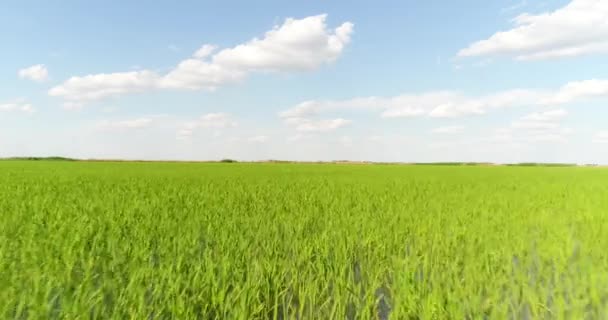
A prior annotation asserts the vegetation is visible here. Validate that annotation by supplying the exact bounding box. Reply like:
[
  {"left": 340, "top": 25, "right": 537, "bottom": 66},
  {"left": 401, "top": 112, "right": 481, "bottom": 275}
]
[
  {"left": 219, "top": 159, "right": 238, "bottom": 163},
  {"left": 505, "top": 162, "right": 578, "bottom": 167},
  {"left": 1, "top": 161, "right": 608, "bottom": 319},
  {"left": 0, "top": 156, "right": 76, "bottom": 161},
  {"left": 411, "top": 162, "right": 493, "bottom": 166}
]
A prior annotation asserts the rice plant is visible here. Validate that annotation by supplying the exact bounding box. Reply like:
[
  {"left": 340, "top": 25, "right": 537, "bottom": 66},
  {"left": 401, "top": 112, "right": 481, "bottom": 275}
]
[{"left": 1, "top": 161, "right": 608, "bottom": 319}]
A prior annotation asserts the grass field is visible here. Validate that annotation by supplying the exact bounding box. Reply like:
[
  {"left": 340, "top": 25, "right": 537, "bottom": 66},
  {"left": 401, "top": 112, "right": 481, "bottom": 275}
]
[{"left": 1, "top": 161, "right": 608, "bottom": 319}]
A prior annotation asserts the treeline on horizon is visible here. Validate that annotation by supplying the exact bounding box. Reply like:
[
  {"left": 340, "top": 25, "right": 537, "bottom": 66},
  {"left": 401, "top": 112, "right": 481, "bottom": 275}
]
[{"left": 0, "top": 156, "right": 596, "bottom": 167}]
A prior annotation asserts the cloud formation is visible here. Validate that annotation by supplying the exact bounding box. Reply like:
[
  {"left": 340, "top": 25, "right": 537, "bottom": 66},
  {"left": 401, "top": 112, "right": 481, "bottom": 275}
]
[
  {"left": 459, "top": 0, "right": 608, "bottom": 60},
  {"left": 280, "top": 79, "right": 608, "bottom": 125},
  {"left": 280, "top": 89, "right": 547, "bottom": 122},
  {"left": 49, "top": 71, "right": 160, "bottom": 108},
  {"left": 540, "top": 79, "right": 608, "bottom": 105},
  {"left": 18, "top": 64, "right": 48, "bottom": 82},
  {"left": 282, "top": 117, "right": 352, "bottom": 132},
  {"left": 49, "top": 14, "right": 354, "bottom": 108},
  {"left": 0, "top": 100, "right": 35, "bottom": 114}
]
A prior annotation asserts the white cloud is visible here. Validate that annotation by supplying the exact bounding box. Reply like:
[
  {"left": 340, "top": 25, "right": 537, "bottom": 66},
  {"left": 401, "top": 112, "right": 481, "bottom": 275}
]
[
  {"left": 280, "top": 96, "right": 387, "bottom": 119},
  {"left": 283, "top": 117, "right": 352, "bottom": 132},
  {"left": 426, "top": 90, "right": 544, "bottom": 118},
  {"left": 193, "top": 44, "right": 218, "bottom": 59},
  {"left": 540, "top": 79, "right": 608, "bottom": 105},
  {"left": 160, "top": 59, "right": 245, "bottom": 90},
  {"left": 212, "top": 14, "right": 353, "bottom": 72},
  {"left": 18, "top": 64, "right": 48, "bottom": 82},
  {"left": 431, "top": 125, "right": 465, "bottom": 134},
  {"left": 281, "top": 78, "right": 608, "bottom": 124},
  {"left": 593, "top": 131, "right": 608, "bottom": 143},
  {"left": 281, "top": 89, "right": 546, "bottom": 121},
  {"left": 49, "top": 71, "right": 161, "bottom": 108},
  {"left": 0, "top": 100, "right": 35, "bottom": 114},
  {"left": 459, "top": 0, "right": 608, "bottom": 60},
  {"left": 49, "top": 14, "right": 354, "bottom": 107}
]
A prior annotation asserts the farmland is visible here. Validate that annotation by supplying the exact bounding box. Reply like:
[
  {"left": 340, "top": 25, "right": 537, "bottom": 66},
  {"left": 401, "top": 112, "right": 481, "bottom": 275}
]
[{"left": 1, "top": 160, "right": 608, "bottom": 319}]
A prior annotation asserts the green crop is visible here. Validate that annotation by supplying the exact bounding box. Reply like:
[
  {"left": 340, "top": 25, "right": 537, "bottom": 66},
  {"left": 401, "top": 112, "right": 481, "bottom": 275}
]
[{"left": 1, "top": 160, "right": 608, "bottom": 319}]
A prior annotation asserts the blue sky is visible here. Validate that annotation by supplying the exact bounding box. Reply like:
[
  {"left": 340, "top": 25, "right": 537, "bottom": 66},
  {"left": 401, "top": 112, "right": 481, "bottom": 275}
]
[{"left": 2, "top": 0, "right": 608, "bottom": 163}]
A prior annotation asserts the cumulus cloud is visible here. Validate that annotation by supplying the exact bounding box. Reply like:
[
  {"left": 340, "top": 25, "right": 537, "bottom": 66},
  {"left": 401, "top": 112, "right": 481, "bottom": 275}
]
[
  {"left": 18, "top": 64, "right": 49, "bottom": 82},
  {"left": 212, "top": 14, "right": 353, "bottom": 72},
  {"left": 458, "top": 0, "right": 608, "bottom": 60},
  {"left": 160, "top": 59, "right": 245, "bottom": 91},
  {"left": 0, "top": 100, "right": 35, "bottom": 114},
  {"left": 431, "top": 125, "right": 465, "bottom": 134},
  {"left": 49, "top": 14, "right": 354, "bottom": 107}
]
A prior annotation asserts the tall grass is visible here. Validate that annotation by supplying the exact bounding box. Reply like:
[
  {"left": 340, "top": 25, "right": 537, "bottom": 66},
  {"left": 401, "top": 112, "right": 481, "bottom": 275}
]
[{"left": 1, "top": 161, "right": 608, "bottom": 319}]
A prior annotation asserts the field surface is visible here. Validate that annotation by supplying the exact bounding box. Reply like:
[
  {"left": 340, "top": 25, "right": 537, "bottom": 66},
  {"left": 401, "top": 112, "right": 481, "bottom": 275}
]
[{"left": 1, "top": 161, "right": 608, "bottom": 319}]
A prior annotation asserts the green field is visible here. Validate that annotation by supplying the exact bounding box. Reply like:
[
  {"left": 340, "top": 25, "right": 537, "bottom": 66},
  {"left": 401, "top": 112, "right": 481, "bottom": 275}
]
[{"left": 2, "top": 161, "right": 608, "bottom": 319}]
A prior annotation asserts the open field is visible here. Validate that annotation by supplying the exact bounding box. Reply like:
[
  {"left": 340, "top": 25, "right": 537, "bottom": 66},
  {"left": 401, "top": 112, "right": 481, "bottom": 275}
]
[{"left": 2, "top": 161, "right": 608, "bottom": 319}]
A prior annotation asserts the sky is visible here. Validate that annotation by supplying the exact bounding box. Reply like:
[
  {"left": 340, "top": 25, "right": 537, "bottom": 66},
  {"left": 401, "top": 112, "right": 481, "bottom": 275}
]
[{"left": 2, "top": 0, "right": 608, "bottom": 163}]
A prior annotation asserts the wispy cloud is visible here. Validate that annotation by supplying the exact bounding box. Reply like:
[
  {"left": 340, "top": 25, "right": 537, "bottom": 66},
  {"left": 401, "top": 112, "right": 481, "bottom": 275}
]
[{"left": 501, "top": 0, "right": 528, "bottom": 13}]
